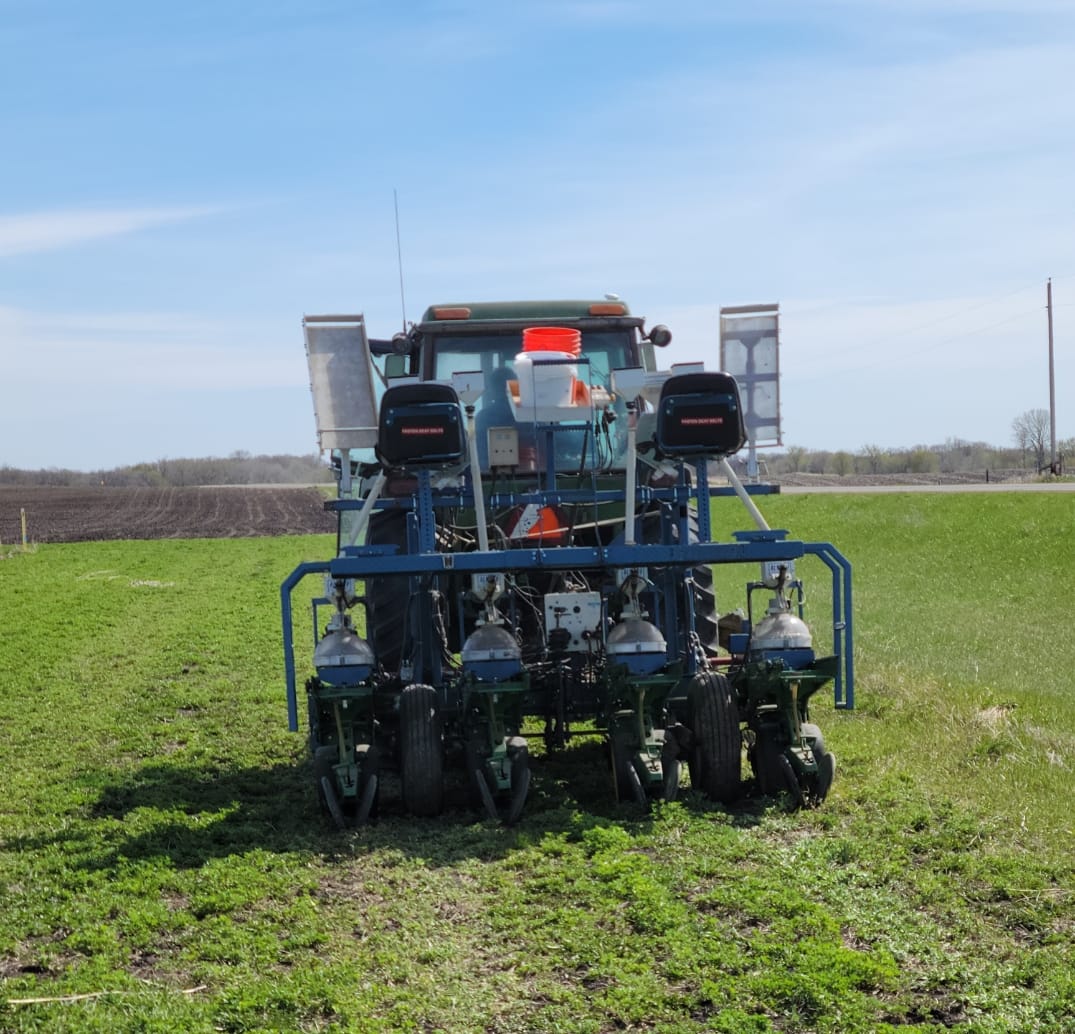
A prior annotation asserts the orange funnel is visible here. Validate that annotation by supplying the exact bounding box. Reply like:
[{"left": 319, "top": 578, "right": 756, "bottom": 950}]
[{"left": 522, "top": 326, "right": 581, "bottom": 357}]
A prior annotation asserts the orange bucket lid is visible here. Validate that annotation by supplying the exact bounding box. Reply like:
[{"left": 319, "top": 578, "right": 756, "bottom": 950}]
[{"left": 522, "top": 326, "right": 581, "bottom": 357}]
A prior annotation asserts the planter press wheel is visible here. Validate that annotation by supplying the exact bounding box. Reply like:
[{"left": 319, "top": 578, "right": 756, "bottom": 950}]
[
  {"left": 466, "top": 739, "right": 500, "bottom": 823},
  {"left": 399, "top": 684, "right": 444, "bottom": 817},
  {"left": 686, "top": 671, "right": 742, "bottom": 804},
  {"left": 801, "top": 722, "right": 836, "bottom": 804},
  {"left": 314, "top": 745, "right": 379, "bottom": 829},
  {"left": 660, "top": 720, "right": 691, "bottom": 803},
  {"left": 776, "top": 751, "right": 805, "bottom": 810},
  {"left": 815, "top": 752, "right": 836, "bottom": 803},
  {"left": 749, "top": 734, "right": 780, "bottom": 796},
  {"left": 505, "top": 749, "right": 531, "bottom": 826},
  {"left": 352, "top": 744, "right": 380, "bottom": 825},
  {"left": 751, "top": 734, "right": 807, "bottom": 810},
  {"left": 314, "top": 746, "right": 347, "bottom": 830},
  {"left": 609, "top": 738, "right": 648, "bottom": 809},
  {"left": 661, "top": 740, "right": 682, "bottom": 803},
  {"left": 468, "top": 742, "right": 531, "bottom": 825}
]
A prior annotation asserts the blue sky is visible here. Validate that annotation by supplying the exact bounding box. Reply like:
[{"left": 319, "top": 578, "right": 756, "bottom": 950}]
[{"left": 1, "top": 0, "right": 1072, "bottom": 470}]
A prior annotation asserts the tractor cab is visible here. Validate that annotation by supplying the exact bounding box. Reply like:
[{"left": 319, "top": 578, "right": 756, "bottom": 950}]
[{"left": 372, "top": 300, "right": 670, "bottom": 473}]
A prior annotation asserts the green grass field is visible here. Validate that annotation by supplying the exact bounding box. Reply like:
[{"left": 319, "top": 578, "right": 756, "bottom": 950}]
[{"left": 0, "top": 494, "right": 1072, "bottom": 1033}]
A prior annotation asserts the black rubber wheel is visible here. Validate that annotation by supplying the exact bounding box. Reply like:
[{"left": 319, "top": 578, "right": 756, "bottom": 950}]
[
  {"left": 776, "top": 752, "right": 806, "bottom": 810},
  {"left": 320, "top": 776, "right": 346, "bottom": 829},
  {"left": 464, "top": 739, "right": 496, "bottom": 820},
  {"left": 399, "top": 683, "right": 444, "bottom": 817},
  {"left": 505, "top": 749, "right": 531, "bottom": 826},
  {"left": 750, "top": 733, "right": 782, "bottom": 796},
  {"left": 316, "top": 744, "right": 380, "bottom": 827},
  {"left": 609, "top": 737, "right": 649, "bottom": 809},
  {"left": 353, "top": 772, "right": 378, "bottom": 824},
  {"left": 800, "top": 722, "right": 823, "bottom": 750},
  {"left": 802, "top": 722, "right": 836, "bottom": 803},
  {"left": 688, "top": 560, "right": 720, "bottom": 656},
  {"left": 625, "top": 758, "right": 647, "bottom": 808},
  {"left": 353, "top": 744, "right": 380, "bottom": 825},
  {"left": 684, "top": 508, "right": 719, "bottom": 655},
  {"left": 608, "top": 739, "right": 625, "bottom": 802},
  {"left": 474, "top": 768, "right": 498, "bottom": 822},
  {"left": 661, "top": 756, "right": 682, "bottom": 803},
  {"left": 751, "top": 733, "right": 807, "bottom": 809},
  {"left": 814, "top": 751, "right": 836, "bottom": 803},
  {"left": 365, "top": 509, "right": 409, "bottom": 672},
  {"left": 687, "top": 671, "right": 742, "bottom": 804},
  {"left": 313, "top": 746, "right": 344, "bottom": 825}
]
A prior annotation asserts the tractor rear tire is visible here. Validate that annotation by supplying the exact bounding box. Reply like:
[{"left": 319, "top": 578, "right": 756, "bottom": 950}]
[
  {"left": 399, "top": 683, "right": 444, "bottom": 817},
  {"left": 640, "top": 508, "right": 720, "bottom": 656},
  {"left": 683, "top": 509, "right": 719, "bottom": 655},
  {"left": 691, "top": 561, "right": 720, "bottom": 655},
  {"left": 365, "top": 509, "right": 409, "bottom": 673},
  {"left": 687, "top": 671, "right": 742, "bottom": 804}
]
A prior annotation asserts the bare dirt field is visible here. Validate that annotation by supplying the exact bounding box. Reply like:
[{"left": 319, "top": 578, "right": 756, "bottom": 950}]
[
  {"left": 0, "top": 485, "right": 335, "bottom": 544},
  {"left": 4, "top": 475, "right": 1069, "bottom": 545}
]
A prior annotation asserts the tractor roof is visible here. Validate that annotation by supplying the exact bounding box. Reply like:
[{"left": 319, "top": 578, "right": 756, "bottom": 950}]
[{"left": 418, "top": 300, "right": 636, "bottom": 326}]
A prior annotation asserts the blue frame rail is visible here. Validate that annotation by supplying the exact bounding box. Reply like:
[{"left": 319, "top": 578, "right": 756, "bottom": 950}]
[
  {"left": 281, "top": 560, "right": 330, "bottom": 732},
  {"left": 281, "top": 531, "right": 855, "bottom": 730}
]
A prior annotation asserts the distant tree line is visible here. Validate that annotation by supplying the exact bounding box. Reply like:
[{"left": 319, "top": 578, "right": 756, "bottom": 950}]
[
  {"left": 742, "top": 433, "right": 1072, "bottom": 479},
  {"left": 0, "top": 451, "right": 333, "bottom": 487},
  {"left": 3, "top": 413, "right": 1070, "bottom": 488}
]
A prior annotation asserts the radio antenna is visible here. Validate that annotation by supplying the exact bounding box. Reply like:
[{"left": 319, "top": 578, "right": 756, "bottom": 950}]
[{"left": 394, "top": 189, "right": 407, "bottom": 332}]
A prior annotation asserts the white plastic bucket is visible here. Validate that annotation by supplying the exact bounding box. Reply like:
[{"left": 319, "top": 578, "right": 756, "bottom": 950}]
[{"left": 513, "top": 350, "right": 577, "bottom": 410}]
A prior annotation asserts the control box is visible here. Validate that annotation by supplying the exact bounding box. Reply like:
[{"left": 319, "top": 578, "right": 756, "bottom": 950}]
[{"left": 543, "top": 591, "right": 603, "bottom": 652}]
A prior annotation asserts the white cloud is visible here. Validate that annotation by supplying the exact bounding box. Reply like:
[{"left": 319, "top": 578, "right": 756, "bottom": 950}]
[{"left": 0, "top": 205, "right": 220, "bottom": 258}]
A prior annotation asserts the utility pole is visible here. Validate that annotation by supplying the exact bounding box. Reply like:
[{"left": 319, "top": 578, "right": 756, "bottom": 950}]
[{"left": 1047, "top": 278, "right": 1057, "bottom": 473}]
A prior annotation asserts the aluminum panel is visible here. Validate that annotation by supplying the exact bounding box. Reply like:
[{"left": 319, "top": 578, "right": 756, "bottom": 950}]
[
  {"left": 720, "top": 309, "right": 781, "bottom": 447},
  {"left": 303, "top": 317, "right": 380, "bottom": 451}
]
